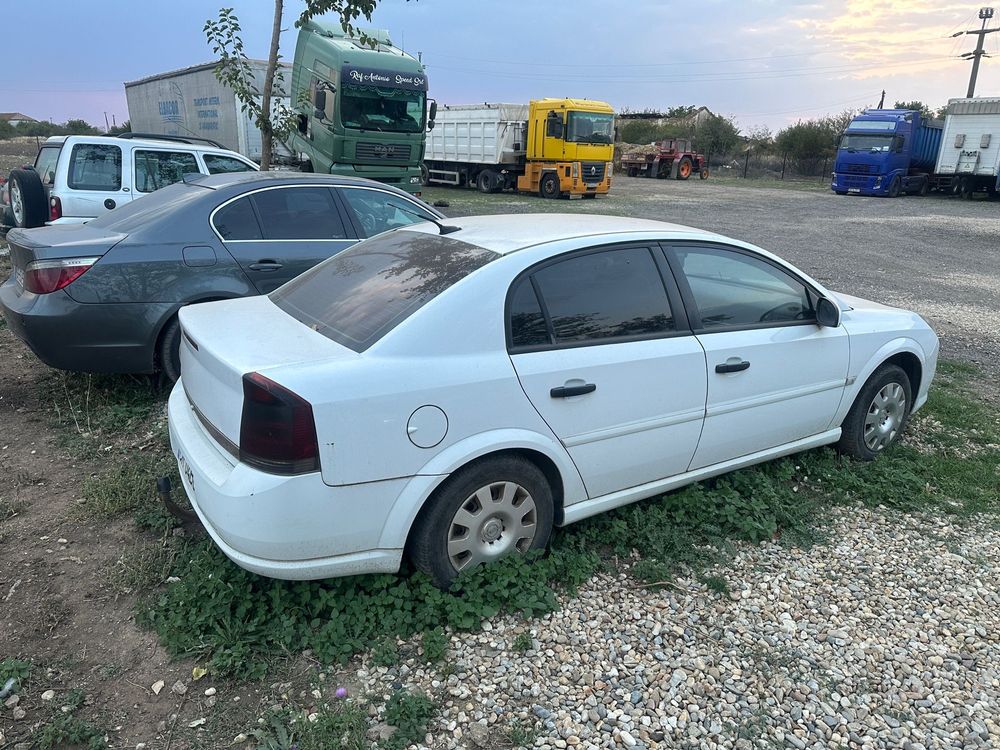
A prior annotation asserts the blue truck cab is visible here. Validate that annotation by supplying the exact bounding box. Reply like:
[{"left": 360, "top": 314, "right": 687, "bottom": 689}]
[{"left": 831, "top": 109, "right": 943, "bottom": 197}]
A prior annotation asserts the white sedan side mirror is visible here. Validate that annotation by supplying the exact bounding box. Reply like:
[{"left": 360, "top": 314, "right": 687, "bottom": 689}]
[{"left": 816, "top": 296, "right": 842, "bottom": 327}]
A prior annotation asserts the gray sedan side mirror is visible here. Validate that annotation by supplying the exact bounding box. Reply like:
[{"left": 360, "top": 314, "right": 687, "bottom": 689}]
[{"left": 816, "top": 296, "right": 841, "bottom": 327}]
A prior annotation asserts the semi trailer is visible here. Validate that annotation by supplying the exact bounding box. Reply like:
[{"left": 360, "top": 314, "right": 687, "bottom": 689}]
[
  {"left": 831, "top": 109, "right": 943, "bottom": 197},
  {"left": 125, "top": 60, "right": 295, "bottom": 163},
  {"left": 934, "top": 97, "right": 1000, "bottom": 198},
  {"left": 832, "top": 98, "right": 1000, "bottom": 198},
  {"left": 422, "top": 99, "right": 615, "bottom": 198}
]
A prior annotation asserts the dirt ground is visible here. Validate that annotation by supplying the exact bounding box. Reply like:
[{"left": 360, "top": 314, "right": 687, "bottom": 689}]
[
  {"left": 0, "top": 137, "right": 40, "bottom": 177},
  {"left": 1, "top": 176, "right": 998, "bottom": 748}
]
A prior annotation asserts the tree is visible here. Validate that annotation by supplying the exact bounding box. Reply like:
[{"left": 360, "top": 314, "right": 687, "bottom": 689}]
[
  {"left": 776, "top": 120, "right": 838, "bottom": 174},
  {"left": 63, "top": 119, "right": 100, "bottom": 135},
  {"left": 107, "top": 120, "right": 132, "bottom": 136},
  {"left": 694, "top": 114, "right": 740, "bottom": 160},
  {"left": 620, "top": 119, "right": 684, "bottom": 145},
  {"left": 205, "top": 1, "right": 386, "bottom": 170},
  {"left": 894, "top": 100, "right": 934, "bottom": 119},
  {"left": 745, "top": 124, "right": 774, "bottom": 153}
]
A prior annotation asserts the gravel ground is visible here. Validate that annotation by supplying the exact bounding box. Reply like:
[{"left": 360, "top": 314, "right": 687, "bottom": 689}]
[
  {"left": 358, "top": 508, "right": 999, "bottom": 750},
  {"left": 423, "top": 177, "right": 1000, "bottom": 378}
]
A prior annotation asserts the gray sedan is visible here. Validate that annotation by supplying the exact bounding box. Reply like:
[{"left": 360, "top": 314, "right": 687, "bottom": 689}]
[{"left": 0, "top": 172, "right": 444, "bottom": 380}]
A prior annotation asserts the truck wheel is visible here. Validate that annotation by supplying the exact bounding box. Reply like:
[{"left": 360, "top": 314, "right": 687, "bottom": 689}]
[
  {"left": 959, "top": 177, "right": 974, "bottom": 200},
  {"left": 919, "top": 178, "right": 930, "bottom": 196},
  {"left": 478, "top": 169, "right": 498, "bottom": 194},
  {"left": 420, "top": 163, "right": 430, "bottom": 187},
  {"left": 676, "top": 157, "right": 693, "bottom": 180},
  {"left": 699, "top": 167, "right": 709, "bottom": 179},
  {"left": 8, "top": 168, "right": 46, "bottom": 228},
  {"left": 887, "top": 176, "right": 901, "bottom": 198},
  {"left": 299, "top": 159, "right": 314, "bottom": 173},
  {"left": 539, "top": 172, "right": 560, "bottom": 199}
]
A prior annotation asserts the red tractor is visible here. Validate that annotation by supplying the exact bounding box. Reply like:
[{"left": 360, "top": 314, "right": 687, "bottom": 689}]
[{"left": 621, "top": 139, "right": 709, "bottom": 180}]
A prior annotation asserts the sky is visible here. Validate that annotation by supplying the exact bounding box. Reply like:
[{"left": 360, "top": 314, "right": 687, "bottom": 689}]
[{"left": 2, "top": 0, "right": 995, "bottom": 134}]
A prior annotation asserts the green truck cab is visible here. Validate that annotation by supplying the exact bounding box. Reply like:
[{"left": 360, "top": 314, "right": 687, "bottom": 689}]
[{"left": 286, "top": 19, "right": 435, "bottom": 194}]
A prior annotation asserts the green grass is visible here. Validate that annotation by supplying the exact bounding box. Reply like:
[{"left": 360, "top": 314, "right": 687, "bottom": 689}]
[{"left": 136, "top": 360, "right": 997, "bottom": 679}]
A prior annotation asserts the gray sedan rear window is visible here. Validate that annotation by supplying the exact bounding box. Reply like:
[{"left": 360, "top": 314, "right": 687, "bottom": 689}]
[{"left": 271, "top": 230, "right": 496, "bottom": 351}]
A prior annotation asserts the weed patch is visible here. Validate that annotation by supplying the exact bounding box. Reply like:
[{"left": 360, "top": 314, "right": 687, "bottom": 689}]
[
  {"left": 131, "top": 361, "right": 997, "bottom": 678},
  {"left": 0, "top": 657, "right": 32, "bottom": 689},
  {"left": 382, "top": 689, "right": 436, "bottom": 750},
  {"left": 32, "top": 688, "right": 107, "bottom": 750},
  {"left": 420, "top": 627, "right": 448, "bottom": 663}
]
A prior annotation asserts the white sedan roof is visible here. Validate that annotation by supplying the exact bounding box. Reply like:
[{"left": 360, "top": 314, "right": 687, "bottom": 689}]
[{"left": 404, "top": 213, "right": 724, "bottom": 255}]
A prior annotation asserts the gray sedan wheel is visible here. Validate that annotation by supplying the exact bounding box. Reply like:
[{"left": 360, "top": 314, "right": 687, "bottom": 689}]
[{"left": 408, "top": 455, "right": 554, "bottom": 588}]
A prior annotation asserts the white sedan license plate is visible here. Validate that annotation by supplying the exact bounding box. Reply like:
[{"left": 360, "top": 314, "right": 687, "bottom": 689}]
[{"left": 177, "top": 451, "right": 195, "bottom": 497}]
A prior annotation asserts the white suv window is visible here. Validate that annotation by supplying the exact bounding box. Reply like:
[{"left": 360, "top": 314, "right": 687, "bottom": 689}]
[
  {"left": 67, "top": 144, "right": 122, "bottom": 191},
  {"left": 203, "top": 154, "right": 255, "bottom": 174},
  {"left": 135, "top": 150, "right": 200, "bottom": 193},
  {"left": 34, "top": 146, "right": 60, "bottom": 185}
]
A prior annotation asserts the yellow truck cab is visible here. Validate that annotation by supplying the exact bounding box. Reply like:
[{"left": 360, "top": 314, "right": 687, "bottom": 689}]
[{"left": 518, "top": 98, "right": 615, "bottom": 198}]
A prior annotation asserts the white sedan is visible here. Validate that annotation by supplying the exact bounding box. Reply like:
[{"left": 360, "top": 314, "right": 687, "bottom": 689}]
[{"left": 167, "top": 214, "right": 938, "bottom": 586}]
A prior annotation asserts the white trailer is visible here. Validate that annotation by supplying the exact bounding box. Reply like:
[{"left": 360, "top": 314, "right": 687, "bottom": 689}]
[
  {"left": 423, "top": 103, "right": 529, "bottom": 192},
  {"left": 935, "top": 97, "right": 1000, "bottom": 197},
  {"left": 125, "top": 61, "right": 293, "bottom": 163}
]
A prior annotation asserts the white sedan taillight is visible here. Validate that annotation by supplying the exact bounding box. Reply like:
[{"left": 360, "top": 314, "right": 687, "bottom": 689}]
[{"left": 239, "top": 372, "right": 319, "bottom": 474}]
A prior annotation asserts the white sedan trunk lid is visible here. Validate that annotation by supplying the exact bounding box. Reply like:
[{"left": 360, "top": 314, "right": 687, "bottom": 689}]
[{"left": 178, "top": 296, "right": 359, "bottom": 448}]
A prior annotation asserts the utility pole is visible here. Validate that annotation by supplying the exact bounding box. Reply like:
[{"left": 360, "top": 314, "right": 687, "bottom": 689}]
[{"left": 955, "top": 8, "right": 999, "bottom": 98}]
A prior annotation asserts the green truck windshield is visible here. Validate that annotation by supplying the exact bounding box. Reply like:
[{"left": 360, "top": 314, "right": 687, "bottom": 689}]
[
  {"left": 342, "top": 85, "right": 425, "bottom": 133},
  {"left": 566, "top": 112, "right": 614, "bottom": 144}
]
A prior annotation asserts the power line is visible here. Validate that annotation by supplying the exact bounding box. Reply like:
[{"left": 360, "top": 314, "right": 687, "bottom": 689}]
[
  {"left": 428, "top": 55, "right": 961, "bottom": 85},
  {"left": 428, "top": 33, "right": 959, "bottom": 70},
  {"left": 729, "top": 91, "right": 885, "bottom": 118},
  {"left": 954, "top": 7, "right": 1000, "bottom": 96}
]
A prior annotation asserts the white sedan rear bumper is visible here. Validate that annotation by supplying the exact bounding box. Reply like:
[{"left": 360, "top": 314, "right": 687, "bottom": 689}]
[{"left": 166, "top": 381, "right": 404, "bottom": 579}]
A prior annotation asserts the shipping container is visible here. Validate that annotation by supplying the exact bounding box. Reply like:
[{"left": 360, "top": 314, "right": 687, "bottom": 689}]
[{"left": 125, "top": 61, "right": 292, "bottom": 162}]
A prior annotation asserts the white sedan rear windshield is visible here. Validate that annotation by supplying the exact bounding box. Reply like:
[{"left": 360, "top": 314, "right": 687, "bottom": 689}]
[{"left": 271, "top": 230, "right": 496, "bottom": 351}]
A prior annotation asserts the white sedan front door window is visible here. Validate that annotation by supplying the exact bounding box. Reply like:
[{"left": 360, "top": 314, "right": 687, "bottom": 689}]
[{"left": 670, "top": 244, "right": 849, "bottom": 469}]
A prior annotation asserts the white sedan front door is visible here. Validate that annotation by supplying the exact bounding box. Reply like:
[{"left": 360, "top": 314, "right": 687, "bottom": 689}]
[
  {"left": 507, "top": 245, "right": 707, "bottom": 499},
  {"left": 666, "top": 244, "right": 849, "bottom": 469}
]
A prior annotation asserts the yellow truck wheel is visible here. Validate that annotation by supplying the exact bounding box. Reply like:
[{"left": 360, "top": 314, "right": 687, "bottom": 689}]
[{"left": 539, "top": 172, "right": 560, "bottom": 199}]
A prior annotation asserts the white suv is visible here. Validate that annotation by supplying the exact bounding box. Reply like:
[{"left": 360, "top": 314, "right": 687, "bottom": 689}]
[{"left": 2, "top": 133, "right": 258, "bottom": 228}]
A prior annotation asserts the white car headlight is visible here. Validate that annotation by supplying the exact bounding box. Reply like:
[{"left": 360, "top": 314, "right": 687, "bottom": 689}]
[{"left": 409, "top": 176, "right": 421, "bottom": 184}]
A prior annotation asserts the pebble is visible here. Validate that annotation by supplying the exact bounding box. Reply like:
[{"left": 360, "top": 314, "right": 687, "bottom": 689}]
[{"left": 347, "top": 509, "right": 1000, "bottom": 750}]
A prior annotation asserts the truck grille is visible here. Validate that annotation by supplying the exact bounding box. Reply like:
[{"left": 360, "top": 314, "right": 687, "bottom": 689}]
[
  {"left": 845, "top": 163, "right": 874, "bottom": 174},
  {"left": 842, "top": 174, "right": 870, "bottom": 187},
  {"left": 581, "top": 162, "right": 606, "bottom": 184},
  {"left": 356, "top": 142, "right": 412, "bottom": 162}
]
